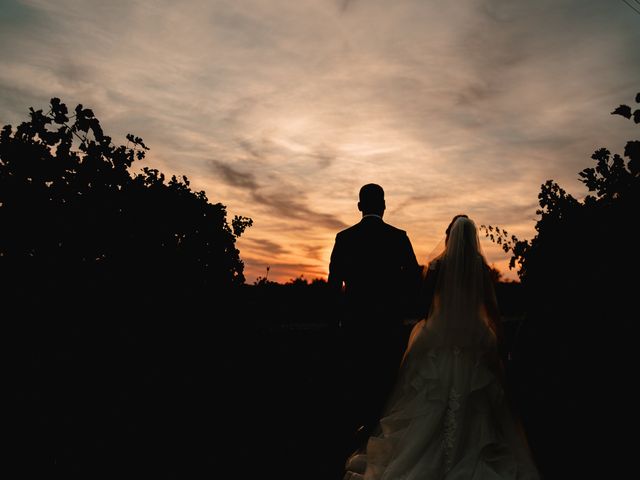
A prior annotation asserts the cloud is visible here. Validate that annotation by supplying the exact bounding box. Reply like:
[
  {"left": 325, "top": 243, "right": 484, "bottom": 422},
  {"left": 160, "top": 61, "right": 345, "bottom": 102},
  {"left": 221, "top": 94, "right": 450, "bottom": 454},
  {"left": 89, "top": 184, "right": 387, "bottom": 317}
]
[
  {"left": 339, "top": 0, "right": 356, "bottom": 14},
  {"left": 210, "top": 160, "right": 260, "bottom": 190},
  {"left": 210, "top": 160, "right": 348, "bottom": 231},
  {"left": 243, "top": 237, "right": 291, "bottom": 256},
  {"left": 236, "top": 138, "right": 264, "bottom": 160},
  {"left": 302, "top": 244, "right": 325, "bottom": 261},
  {"left": 1, "top": 0, "right": 639, "bottom": 283}
]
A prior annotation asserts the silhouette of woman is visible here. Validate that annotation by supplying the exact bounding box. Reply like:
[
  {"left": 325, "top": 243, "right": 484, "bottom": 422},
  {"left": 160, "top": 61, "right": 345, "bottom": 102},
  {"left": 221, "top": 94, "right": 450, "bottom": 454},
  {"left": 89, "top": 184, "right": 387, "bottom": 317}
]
[{"left": 343, "top": 215, "right": 540, "bottom": 480}]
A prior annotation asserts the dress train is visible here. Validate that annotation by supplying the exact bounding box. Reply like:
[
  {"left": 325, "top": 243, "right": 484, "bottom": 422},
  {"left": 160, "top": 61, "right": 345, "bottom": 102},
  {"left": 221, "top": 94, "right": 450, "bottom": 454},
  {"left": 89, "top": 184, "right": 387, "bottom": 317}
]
[{"left": 344, "top": 321, "right": 539, "bottom": 480}]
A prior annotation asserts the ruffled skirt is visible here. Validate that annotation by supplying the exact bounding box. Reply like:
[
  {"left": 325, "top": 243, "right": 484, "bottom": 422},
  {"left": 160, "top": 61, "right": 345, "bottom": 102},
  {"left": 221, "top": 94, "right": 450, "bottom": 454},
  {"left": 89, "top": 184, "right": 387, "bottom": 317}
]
[{"left": 344, "top": 322, "right": 540, "bottom": 480}]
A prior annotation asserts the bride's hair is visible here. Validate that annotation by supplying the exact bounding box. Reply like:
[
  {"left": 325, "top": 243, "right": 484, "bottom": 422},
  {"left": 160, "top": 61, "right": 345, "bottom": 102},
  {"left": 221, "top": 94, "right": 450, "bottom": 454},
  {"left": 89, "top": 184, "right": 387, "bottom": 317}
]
[
  {"left": 445, "top": 214, "right": 469, "bottom": 244},
  {"left": 425, "top": 216, "right": 498, "bottom": 349},
  {"left": 444, "top": 215, "right": 484, "bottom": 264}
]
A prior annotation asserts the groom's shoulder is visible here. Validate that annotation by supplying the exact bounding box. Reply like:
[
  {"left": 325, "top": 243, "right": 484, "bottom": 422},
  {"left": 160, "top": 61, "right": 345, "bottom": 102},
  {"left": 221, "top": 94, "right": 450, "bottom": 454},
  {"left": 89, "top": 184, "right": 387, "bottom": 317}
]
[
  {"left": 381, "top": 221, "right": 409, "bottom": 238},
  {"left": 384, "top": 221, "right": 406, "bottom": 234},
  {"left": 335, "top": 222, "right": 361, "bottom": 239},
  {"left": 335, "top": 219, "right": 408, "bottom": 239}
]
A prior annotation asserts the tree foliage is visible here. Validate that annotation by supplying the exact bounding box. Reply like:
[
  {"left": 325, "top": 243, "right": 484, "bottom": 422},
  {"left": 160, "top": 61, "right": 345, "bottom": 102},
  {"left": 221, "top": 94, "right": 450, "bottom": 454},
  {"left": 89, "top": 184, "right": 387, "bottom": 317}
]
[
  {"left": 479, "top": 92, "right": 639, "bottom": 476},
  {"left": 481, "top": 92, "right": 640, "bottom": 315},
  {"left": 0, "top": 98, "right": 252, "bottom": 315}
]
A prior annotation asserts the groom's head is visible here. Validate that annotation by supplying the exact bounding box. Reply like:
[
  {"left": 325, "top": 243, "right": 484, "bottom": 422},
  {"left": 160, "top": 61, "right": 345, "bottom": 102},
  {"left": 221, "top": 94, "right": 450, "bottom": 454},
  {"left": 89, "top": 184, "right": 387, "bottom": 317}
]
[{"left": 358, "top": 183, "right": 385, "bottom": 217}]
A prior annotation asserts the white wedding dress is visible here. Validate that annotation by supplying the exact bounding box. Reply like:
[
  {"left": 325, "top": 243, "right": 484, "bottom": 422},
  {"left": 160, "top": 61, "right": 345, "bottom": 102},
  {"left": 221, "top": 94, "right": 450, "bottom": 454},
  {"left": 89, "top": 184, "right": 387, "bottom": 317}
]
[{"left": 344, "top": 217, "right": 540, "bottom": 480}]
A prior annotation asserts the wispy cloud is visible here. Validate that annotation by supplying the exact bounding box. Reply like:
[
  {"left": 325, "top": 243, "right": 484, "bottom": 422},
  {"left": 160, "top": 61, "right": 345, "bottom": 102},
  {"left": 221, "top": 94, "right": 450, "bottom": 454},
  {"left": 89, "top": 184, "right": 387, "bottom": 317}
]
[
  {"left": 1, "top": 0, "right": 638, "bottom": 282},
  {"left": 243, "top": 237, "right": 291, "bottom": 257},
  {"left": 211, "top": 160, "right": 260, "bottom": 190},
  {"left": 210, "top": 160, "right": 347, "bottom": 231}
]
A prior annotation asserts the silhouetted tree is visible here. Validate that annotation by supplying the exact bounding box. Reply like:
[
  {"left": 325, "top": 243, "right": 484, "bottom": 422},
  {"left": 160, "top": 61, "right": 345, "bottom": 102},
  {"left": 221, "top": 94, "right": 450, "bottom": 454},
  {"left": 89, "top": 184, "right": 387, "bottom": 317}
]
[
  {"left": 253, "top": 276, "right": 277, "bottom": 286},
  {"left": 481, "top": 92, "right": 640, "bottom": 478},
  {"left": 0, "top": 98, "right": 252, "bottom": 317},
  {"left": 310, "top": 277, "right": 328, "bottom": 287},
  {"left": 286, "top": 275, "right": 310, "bottom": 286},
  {"left": 482, "top": 92, "right": 639, "bottom": 318}
]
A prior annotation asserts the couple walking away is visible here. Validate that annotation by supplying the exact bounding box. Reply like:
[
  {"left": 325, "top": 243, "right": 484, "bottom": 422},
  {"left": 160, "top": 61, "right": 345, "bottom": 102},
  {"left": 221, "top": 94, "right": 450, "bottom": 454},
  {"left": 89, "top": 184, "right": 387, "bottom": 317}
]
[{"left": 329, "top": 184, "right": 540, "bottom": 480}]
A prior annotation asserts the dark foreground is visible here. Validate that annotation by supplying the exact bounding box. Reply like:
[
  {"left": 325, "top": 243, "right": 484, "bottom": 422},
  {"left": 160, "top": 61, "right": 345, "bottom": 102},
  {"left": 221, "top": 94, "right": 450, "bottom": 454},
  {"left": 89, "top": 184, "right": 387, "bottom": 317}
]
[
  {"left": 8, "top": 283, "right": 632, "bottom": 479},
  {"left": 10, "top": 318, "right": 348, "bottom": 477}
]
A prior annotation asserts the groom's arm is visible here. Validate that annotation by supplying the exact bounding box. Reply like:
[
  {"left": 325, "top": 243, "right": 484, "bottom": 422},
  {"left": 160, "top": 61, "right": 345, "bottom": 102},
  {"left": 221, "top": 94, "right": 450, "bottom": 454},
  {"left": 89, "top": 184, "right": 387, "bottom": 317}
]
[
  {"left": 328, "top": 234, "right": 347, "bottom": 327},
  {"left": 400, "top": 233, "right": 422, "bottom": 318},
  {"left": 402, "top": 233, "right": 420, "bottom": 273},
  {"left": 328, "top": 233, "right": 346, "bottom": 293},
  {"left": 417, "top": 260, "right": 439, "bottom": 319}
]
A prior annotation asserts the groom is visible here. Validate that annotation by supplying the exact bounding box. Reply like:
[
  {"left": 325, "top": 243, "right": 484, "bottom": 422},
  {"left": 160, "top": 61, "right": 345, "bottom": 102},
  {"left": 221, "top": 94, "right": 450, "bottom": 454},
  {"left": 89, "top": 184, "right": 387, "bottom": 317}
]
[{"left": 329, "top": 183, "right": 421, "bottom": 450}]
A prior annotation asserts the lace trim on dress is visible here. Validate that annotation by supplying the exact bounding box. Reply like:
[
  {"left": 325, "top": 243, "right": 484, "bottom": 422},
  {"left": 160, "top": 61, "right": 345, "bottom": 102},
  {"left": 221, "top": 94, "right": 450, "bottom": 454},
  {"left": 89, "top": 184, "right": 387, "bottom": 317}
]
[{"left": 443, "top": 387, "right": 461, "bottom": 473}]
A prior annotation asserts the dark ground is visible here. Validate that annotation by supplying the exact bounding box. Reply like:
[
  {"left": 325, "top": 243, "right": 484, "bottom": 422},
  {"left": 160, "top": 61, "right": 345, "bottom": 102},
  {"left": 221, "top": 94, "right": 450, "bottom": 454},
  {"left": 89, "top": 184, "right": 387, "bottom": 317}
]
[
  {"left": 9, "top": 285, "right": 349, "bottom": 479},
  {"left": 9, "top": 281, "right": 603, "bottom": 479},
  {"left": 10, "top": 337, "right": 347, "bottom": 479}
]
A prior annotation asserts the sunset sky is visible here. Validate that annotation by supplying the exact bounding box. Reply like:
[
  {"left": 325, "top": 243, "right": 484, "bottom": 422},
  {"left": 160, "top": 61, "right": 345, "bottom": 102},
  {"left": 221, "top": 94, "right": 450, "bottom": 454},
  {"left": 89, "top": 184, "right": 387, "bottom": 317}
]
[{"left": 1, "top": 0, "right": 639, "bottom": 283}]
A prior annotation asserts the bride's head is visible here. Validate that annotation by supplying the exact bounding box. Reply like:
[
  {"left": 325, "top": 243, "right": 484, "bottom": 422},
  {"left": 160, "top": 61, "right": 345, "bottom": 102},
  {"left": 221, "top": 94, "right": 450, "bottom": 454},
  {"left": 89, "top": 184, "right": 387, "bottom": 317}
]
[
  {"left": 444, "top": 215, "right": 483, "bottom": 261},
  {"left": 426, "top": 214, "right": 486, "bottom": 268},
  {"left": 445, "top": 214, "right": 469, "bottom": 245}
]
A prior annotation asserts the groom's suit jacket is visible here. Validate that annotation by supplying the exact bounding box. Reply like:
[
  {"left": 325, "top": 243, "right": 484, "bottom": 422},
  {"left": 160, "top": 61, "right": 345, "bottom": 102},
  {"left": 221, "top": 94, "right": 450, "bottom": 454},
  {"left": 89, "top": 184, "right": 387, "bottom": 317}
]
[{"left": 328, "top": 215, "right": 421, "bottom": 327}]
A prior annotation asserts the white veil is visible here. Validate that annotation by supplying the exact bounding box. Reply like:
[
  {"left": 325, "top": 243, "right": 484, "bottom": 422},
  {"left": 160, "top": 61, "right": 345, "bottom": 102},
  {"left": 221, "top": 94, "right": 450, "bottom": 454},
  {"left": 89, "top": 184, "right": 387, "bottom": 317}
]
[{"left": 422, "top": 216, "right": 498, "bottom": 350}]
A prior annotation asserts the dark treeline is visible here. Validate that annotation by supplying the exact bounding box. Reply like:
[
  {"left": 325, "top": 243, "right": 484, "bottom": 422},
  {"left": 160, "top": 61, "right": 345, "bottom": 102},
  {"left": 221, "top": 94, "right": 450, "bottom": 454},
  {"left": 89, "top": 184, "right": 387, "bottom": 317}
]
[
  {"left": 3, "top": 94, "right": 639, "bottom": 479},
  {"left": 481, "top": 92, "right": 640, "bottom": 478},
  {"left": 0, "top": 98, "right": 252, "bottom": 315},
  {"left": 1, "top": 99, "right": 255, "bottom": 477}
]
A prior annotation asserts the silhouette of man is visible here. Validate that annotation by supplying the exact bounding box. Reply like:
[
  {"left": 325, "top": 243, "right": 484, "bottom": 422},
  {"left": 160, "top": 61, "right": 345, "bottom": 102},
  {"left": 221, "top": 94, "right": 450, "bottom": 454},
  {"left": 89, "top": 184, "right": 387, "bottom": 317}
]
[{"left": 329, "top": 183, "right": 421, "bottom": 452}]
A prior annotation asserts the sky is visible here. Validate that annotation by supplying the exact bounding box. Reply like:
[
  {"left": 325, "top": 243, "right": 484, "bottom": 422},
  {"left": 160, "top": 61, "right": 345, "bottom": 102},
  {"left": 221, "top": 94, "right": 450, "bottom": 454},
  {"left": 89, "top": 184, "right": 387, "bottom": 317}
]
[{"left": 1, "top": 0, "right": 639, "bottom": 283}]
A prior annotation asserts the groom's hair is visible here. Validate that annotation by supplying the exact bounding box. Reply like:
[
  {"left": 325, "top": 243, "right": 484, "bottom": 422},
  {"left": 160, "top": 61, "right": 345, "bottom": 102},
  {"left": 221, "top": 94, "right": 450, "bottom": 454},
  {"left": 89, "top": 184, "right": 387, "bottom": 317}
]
[{"left": 358, "top": 183, "right": 385, "bottom": 214}]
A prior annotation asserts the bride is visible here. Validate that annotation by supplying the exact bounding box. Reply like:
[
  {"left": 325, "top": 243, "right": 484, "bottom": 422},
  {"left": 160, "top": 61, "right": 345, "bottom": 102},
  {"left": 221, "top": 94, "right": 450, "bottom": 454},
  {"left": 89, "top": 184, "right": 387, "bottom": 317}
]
[{"left": 344, "top": 215, "right": 540, "bottom": 480}]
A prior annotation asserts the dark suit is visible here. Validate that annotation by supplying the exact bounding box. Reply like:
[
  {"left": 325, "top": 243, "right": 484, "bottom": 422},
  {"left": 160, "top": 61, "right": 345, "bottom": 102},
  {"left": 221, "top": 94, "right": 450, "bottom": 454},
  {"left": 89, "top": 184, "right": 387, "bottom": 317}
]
[{"left": 328, "top": 215, "right": 420, "bottom": 449}]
